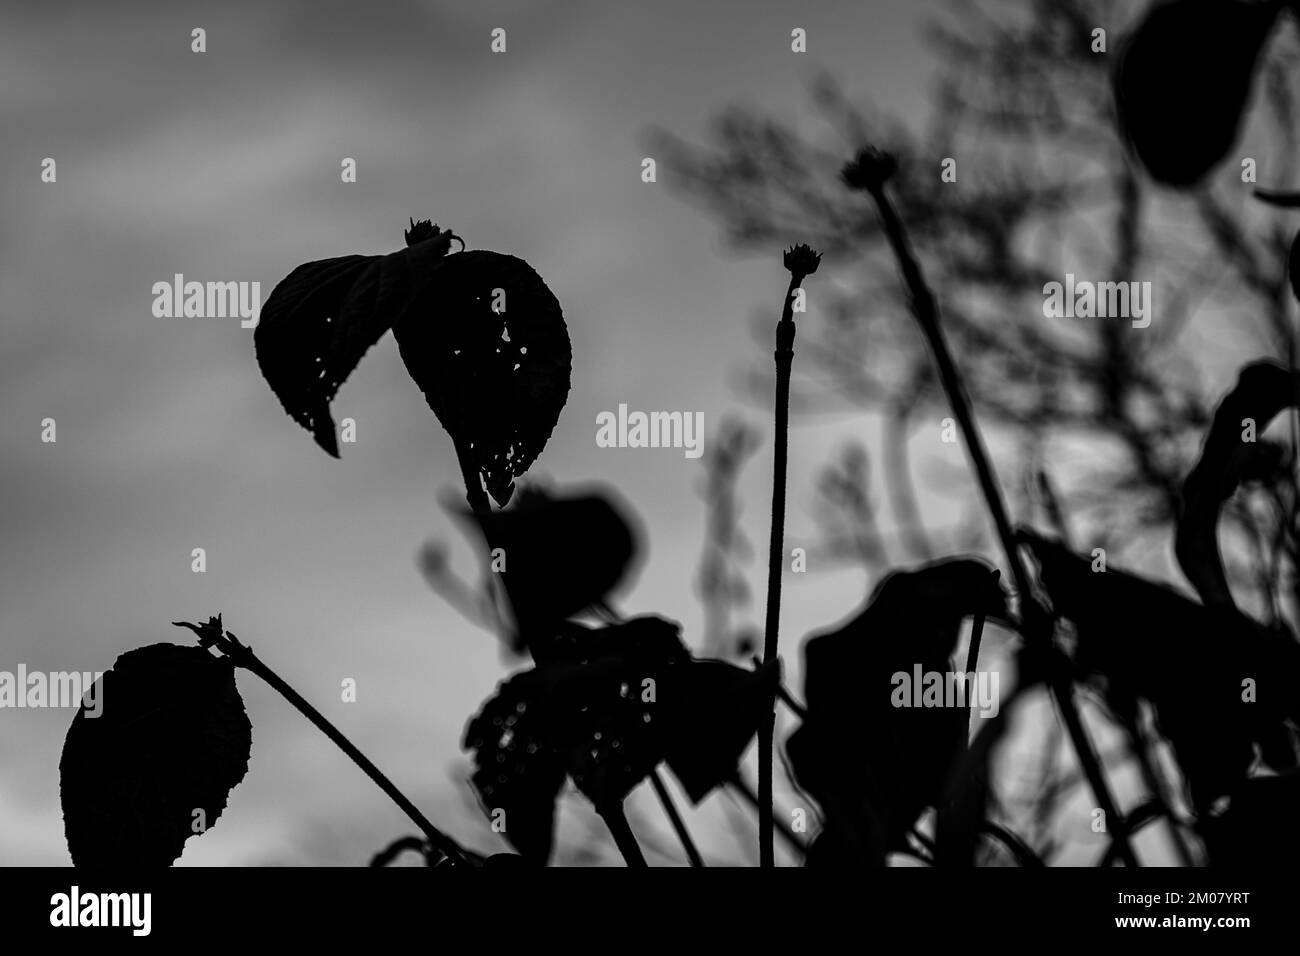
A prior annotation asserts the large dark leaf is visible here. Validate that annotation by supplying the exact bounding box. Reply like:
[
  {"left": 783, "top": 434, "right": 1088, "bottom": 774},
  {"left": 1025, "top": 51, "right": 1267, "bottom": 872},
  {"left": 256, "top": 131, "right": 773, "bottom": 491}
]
[
  {"left": 786, "top": 559, "right": 1007, "bottom": 865},
  {"left": 254, "top": 225, "right": 460, "bottom": 456},
  {"left": 394, "top": 251, "right": 571, "bottom": 507},
  {"left": 1021, "top": 529, "right": 1300, "bottom": 809},
  {"left": 1114, "top": 0, "right": 1282, "bottom": 187},
  {"left": 459, "top": 486, "right": 641, "bottom": 654},
  {"left": 59, "top": 644, "right": 252, "bottom": 866},
  {"left": 463, "top": 616, "right": 773, "bottom": 860},
  {"left": 659, "top": 658, "right": 778, "bottom": 803},
  {"left": 1175, "top": 361, "right": 1300, "bottom": 609}
]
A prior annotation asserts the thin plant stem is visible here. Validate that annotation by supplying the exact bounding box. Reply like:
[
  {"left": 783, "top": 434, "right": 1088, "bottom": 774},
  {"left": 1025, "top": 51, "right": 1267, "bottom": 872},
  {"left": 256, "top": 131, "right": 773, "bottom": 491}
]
[
  {"left": 751, "top": 655, "right": 807, "bottom": 720},
  {"left": 729, "top": 774, "right": 809, "bottom": 856},
  {"left": 847, "top": 154, "right": 1140, "bottom": 867},
  {"left": 964, "top": 612, "right": 987, "bottom": 680},
  {"left": 174, "top": 617, "right": 474, "bottom": 866},
  {"left": 759, "top": 245, "right": 820, "bottom": 868},
  {"left": 597, "top": 801, "right": 648, "bottom": 867},
  {"left": 964, "top": 607, "right": 989, "bottom": 746},
  {"left": 1130, "top": 706, "right": 1196, "bottom": 867},
  {"left": 649, "top": 768, "right": 705, "bottom": 867}
]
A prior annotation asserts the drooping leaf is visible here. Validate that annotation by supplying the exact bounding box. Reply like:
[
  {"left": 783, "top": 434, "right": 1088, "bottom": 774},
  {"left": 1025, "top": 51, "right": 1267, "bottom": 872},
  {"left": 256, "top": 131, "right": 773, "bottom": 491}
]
[
  {"left": 254, "top": 225, "right": 461, "bottom": 456},
  {"left": 786, "top": 558, "right": 1008, "bottom": 865},
  {"left": 1021, "top": 529, "right": 1300, "bottom": 809},
  {"left": 1175, "top": 361, "right": 1300, "bottom": 609},
  {"left": 59, "top": 643, "right": 252, "bottom": 866},
  {"left": 459, "top": 486, "right": 641, "bottom": 653},
  {"left": 394, "top": 251, "right": 572, "bottom": 507},
  {"left": 1114, "top": 0, "right": 1283, "bottom": 187}
]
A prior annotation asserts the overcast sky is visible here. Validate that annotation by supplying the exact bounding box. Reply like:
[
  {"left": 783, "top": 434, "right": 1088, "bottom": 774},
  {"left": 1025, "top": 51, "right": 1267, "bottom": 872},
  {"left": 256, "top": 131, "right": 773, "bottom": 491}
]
[{"left": 0, "top": 0, "right": 968, "bottom": 865}]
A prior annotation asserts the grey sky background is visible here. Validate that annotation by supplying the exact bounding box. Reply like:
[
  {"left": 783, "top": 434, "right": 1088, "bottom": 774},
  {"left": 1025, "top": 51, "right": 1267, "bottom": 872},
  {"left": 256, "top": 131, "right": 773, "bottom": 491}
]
[{"left": 0, "top": 0, "right": 979, "bottom": 865}]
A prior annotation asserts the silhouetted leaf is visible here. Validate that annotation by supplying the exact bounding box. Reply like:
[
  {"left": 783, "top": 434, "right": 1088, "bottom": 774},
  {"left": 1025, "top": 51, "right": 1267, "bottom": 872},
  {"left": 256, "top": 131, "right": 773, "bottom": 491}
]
[
  {"left": 461, "top": 667, "right": 569, "bottom": 864},
  {"left": 1175, "top": 361, "right": 1300, "bottom": 609},
  {"left": 660, "top": 659, "right": 779, "bottom": 803},
  {"left": 463, "top": 616, "right": 773, "bottom": 860},
  {"left": 254, "top": 226, "right": 461, "bottom": 456},
  {"left": 394, "top": 251, "right": 571, "bottom": 507},
  {"left": 459, "top": 486, "right": 641, "bottom": 653},
  {"left": 787, "top": 558, "right": 1007, "bottom": 865},
  {"left": 59, "top": 644, "right": 252, "bottom": 866},
  {"left": 1114, "top": 0, "right": 1282, "bottom": 187},
  {"left": 1021, "top": 529, "right": 1300, "bottom": 809}
]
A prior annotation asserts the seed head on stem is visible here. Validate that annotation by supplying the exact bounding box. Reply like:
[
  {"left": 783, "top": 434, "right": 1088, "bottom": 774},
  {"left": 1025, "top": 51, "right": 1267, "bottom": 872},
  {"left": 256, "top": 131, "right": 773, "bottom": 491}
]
[
  {"left": 783, "top": 243, "right": 823, "bottom": 281},
  {"left": 840, "top": 146, "right": 898, "bottom": 194},
  {"left": 758, "top": 241, "right": 821, "bottom": 868}
]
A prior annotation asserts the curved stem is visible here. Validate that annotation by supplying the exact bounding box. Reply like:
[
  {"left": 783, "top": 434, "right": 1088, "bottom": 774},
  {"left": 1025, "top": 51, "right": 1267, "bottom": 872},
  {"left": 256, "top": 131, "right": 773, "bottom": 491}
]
[{"left": 370, "top": 835, "right": 431, "bottom": 867}]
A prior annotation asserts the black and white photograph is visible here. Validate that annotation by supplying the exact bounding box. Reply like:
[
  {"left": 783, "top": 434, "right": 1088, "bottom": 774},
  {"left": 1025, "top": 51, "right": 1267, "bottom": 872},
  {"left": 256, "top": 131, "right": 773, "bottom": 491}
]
[{"left": 0, "top": 0, "right": 1293, "bottom": 938}]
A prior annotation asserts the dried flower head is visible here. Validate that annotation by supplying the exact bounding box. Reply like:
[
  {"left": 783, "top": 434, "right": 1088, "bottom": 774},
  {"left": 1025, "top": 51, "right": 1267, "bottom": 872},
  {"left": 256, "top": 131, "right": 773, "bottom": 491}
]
[
  {"left": 783, "top": 243, "right": 823, "bottom": 277},
  {"left": 404, "top": 218, "right": 465, "bottom": 251},
  {"left": 840, "top": 146, "right": 898, "bottom": 192}
]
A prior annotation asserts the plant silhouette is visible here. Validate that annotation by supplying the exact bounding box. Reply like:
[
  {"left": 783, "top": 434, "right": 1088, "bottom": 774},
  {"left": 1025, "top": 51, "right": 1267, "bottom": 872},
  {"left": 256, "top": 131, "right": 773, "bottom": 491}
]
[
  {"left": 254, "top": 219, "right": 571, "bottom": 508},
  {"left": 60, "top": 644, "right": 251, "bottom": 866},
  {"left": 55, "top": 0, "right": 1300, "bottom": 868},
  {"left": 1114, "top": 0, "right": 1286, "bottom": 187},
  {"left": 787, "top": 559, "right": 1007, "bottom": 865}
]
